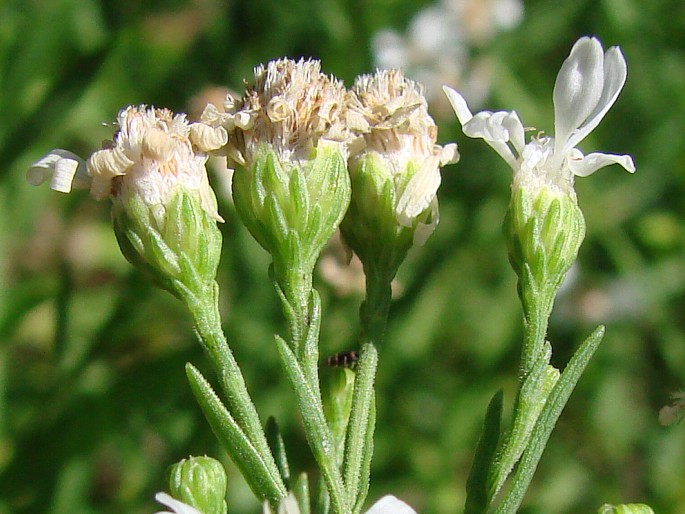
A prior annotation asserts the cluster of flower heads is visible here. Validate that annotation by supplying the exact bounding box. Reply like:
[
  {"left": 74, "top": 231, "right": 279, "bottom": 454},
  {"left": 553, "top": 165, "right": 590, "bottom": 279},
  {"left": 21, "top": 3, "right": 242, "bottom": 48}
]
[
  {"left": 28, "top": 35, "right": 644, "bottom": 514},
  {"left": 29, "top": 59, "right": 456, "bottom": 245}
]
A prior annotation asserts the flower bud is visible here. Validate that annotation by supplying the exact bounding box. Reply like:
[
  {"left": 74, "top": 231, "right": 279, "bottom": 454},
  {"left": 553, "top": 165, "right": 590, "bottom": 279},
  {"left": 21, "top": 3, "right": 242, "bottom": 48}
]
[
  {"left": 203, "top": 58, "right": 352, "bottom": 283},
  {"left": 169, "top": 456, "right": 228, "bottom": 514},
  {"left": 341, "top": 69, "right": 458, "bottom": 273},
  {"left": 598, "top": 504, "right": 655, "bottom": 514}
]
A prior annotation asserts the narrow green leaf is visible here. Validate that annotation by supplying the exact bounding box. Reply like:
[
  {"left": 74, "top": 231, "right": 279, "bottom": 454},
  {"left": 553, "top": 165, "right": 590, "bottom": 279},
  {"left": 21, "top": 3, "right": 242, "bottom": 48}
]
[
  {"left": 274, "top": 335, "right": 348, "bottom": 514},
  {"left": 266, "top": 417, "right": 291, "bottom": 487},
  {"left": 185, "top": 363, "right": 287, "bottom": 507},
  {"left": 494, "top": 325, "right": 605, "bottom": 514},
  {"left": 343, "top": 341, "right": 378, "bottom": 509},
  {"left": 464, "top": 390, "right": 503, "bottom": 514},
  {"left": 489, "top": 344, "right": 557, "bottom": 496},
  {"left": 352, "top": 393, "right": 375, "bottom": 514},
  {"left": 294, "top": 473, "right": 312, "bottom": 514}
]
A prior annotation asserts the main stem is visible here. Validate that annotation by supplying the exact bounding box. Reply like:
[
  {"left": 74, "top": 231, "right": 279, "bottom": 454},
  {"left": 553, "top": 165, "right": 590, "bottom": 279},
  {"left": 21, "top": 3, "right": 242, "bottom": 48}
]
[
  {"left": 273, "top": 268, "right": 349, "bottom": 514},
  {"left": 520, "top": 285, "right": 554, "bottom": 379}
]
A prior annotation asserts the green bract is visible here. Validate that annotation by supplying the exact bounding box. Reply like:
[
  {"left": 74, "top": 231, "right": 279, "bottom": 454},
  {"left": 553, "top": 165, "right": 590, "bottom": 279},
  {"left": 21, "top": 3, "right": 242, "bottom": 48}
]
[
  {"left": 232, "top": 140, "right": 350, "bottom": 283},
  {"left": 505, "top": 184, "right": 586, "bottom": 312},
  {"left": 113, "top": 186, "right": 222, "bottom": 301}
]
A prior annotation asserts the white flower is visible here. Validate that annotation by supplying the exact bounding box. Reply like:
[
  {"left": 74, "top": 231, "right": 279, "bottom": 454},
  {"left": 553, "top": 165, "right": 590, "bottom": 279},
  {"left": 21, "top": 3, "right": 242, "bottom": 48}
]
[
  {"left": 263, "top": 494, "right": 418, "bottom": 514},
  {"left": 365, "top": 495, "right": 418, "bottom": 514},
  {"left": 154, "top": 492, "right": 202, "bottom": 514},
  {"left": 443, "top": 36, "right": 635, "bottom": 197}
]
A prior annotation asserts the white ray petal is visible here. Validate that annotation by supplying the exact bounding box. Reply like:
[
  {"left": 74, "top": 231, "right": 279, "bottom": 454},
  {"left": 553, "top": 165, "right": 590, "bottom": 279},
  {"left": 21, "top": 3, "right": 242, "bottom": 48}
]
[
  {"left": 553, "top": 37, "right": 605, "bottom": 153},
  {"left": 565, "top": 45, "right": 628, "bottom": 151},
  {"left": 568, "top": 151, "right": 635, "bottom": 177},
  {"left": 154, "top": 492, "right": 202, "bottom": 514}
]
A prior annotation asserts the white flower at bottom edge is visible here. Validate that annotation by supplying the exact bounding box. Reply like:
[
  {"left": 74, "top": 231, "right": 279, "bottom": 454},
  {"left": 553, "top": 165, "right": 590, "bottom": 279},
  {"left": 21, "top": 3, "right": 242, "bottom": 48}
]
[
  {"left": 443, "top": 36, "right": 635, "bottom": 197},
  {"left": 263, "top": 493, "right": 418, "bottom": 514},
  {"left": 365, "top": 494, "right": 418, "bottom": 514},
  {"left": 154, "top": 492, "right": 202, "bottom": 514}
]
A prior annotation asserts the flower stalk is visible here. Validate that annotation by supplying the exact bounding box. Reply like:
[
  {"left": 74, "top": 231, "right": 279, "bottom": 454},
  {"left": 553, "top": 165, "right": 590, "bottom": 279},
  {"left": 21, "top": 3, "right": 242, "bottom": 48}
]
[
  {"left": 340, "top": 69, "right": 457, "bottom": 512},
  {"left": 28, "top": 105, "right": 287, "bottom": 509},
  {"left": 202, "top": 58, "right": 354, "bottom": 513},
  {"left": 445, "top": 36, "right": 635, "bottom": 512}
]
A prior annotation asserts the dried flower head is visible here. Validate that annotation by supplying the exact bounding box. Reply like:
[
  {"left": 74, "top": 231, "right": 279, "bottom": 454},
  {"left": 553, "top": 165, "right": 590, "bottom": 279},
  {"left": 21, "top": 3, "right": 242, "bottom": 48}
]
[
  {"left": 28, "top": 105, "right": 225, "bottom": 224},
  {"left": 204, "top": 58, "right": 352, "bottom": 166},
  {"left": 91, "top": 105, "right": 224, "bottom": 223},
  {"left": 659, "top": 389, "right": 685, "bottom": 426},
  {"left": 28, "top": 105, "right": 226, "bottom": 299},
  {"left": 345, "top": 68, "right": 457, "bottom": 246},
  {"left": 201, "top": 58, "right": 353, "bottom": 297}
]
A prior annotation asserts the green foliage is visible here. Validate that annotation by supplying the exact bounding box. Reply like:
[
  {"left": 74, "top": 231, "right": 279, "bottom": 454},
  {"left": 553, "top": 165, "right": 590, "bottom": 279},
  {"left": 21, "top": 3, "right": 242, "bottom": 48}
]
[{"left": 1, "top": 0, "right": 684, "bottom": 513}]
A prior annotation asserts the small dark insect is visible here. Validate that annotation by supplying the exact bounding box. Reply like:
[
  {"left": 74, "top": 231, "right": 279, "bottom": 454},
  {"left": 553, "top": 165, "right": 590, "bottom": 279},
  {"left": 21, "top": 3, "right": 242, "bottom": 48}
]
[{"left": 327, "top": 350, "right": 359, "bottom": 369}]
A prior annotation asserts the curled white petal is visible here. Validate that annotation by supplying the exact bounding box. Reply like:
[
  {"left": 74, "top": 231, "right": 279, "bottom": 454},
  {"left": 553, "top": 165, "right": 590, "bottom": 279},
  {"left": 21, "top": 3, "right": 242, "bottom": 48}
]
[
  {"left": 27, "top": 149, "right": 89, "bottom": 193},
  {"left": 87, "top": 147, "right": 133, "bottom": 180},
  {"left": 567, "top": 151, "right": 635, "bottom": 177},
  {"left": 439, "top": 142, "right": 460, "bottom": 165},
  {"left": 189, "top": 122, "right": 229, "bottom": 152},
  {"left": 365, "top": 495, "right": 418, "bottom": 514},
  {"left": 443, "top": 85, "right": 522, "bottom": 169},
  {"left": 553, "top": 36, "right": 605, "bottom": 152},
  {"left": 154, "top": 492, "right": 202, "bottom": 514},
  {"left": 461, "top": 110, "right": 521, "bottom": 169},
  {"left": 50, "top": 158, "right": 80, "bottom": 193},
  {"left": 565, "top": 45, "right": 628, "bottom": 151}
]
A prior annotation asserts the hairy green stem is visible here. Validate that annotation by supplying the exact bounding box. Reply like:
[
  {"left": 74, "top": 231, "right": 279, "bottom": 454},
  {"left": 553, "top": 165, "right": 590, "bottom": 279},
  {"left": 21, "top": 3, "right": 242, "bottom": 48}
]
[{"left": 271, "top": 269, "right": 348, "bottom": 514}]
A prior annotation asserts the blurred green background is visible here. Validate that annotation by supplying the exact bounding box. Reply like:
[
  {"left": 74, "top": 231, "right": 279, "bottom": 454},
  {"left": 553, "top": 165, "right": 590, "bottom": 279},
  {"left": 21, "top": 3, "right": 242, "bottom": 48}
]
[{"left": 1, "top": 0, "right": 684, "bottom": 513}]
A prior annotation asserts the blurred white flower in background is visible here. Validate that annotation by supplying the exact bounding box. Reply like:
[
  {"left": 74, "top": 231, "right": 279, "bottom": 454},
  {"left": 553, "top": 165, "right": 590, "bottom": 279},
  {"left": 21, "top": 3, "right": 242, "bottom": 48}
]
[
  {"left": 659, "top": 390, "right": 685, "bottom": 426},
  {"left": 372, "top": 0, "right": 524, "bottom": 119}
]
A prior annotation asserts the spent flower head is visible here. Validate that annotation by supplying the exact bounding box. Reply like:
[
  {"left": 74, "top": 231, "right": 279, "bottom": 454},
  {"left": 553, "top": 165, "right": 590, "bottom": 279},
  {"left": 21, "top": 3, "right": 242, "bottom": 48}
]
[
  {"left": 342, "top": 68, "right": 458, "bottom": 270},
  {"left": 28, "top": 105, "right": 225, "bottom": 300},
  {"left": 443, "top": 36, "right": 635, "bottom": 199},
  {"left": 199, "top": 58, "right": 353, "bottom": 305},
  {"left": 215, "top": 57, "right": 352, "bottom": 166}
]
